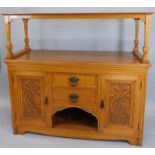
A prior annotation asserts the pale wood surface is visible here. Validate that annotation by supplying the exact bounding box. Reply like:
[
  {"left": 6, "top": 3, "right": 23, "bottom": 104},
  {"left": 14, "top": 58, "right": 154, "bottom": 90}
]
[
  {"left": 53, "top": 73, "right": 96, "bottom": 87},
  {"left": 4, "top": 12, "right": 152, "bottom": 145},
  {"left": 53, "top": 120, "right": 97, "bottom": 132},
  {"left": 2, "top": 12, "right": 153, "bottom": 21},
  {"left": 142, "top": 15, "right": 151, "bottom": 63},
  {"left": 13, "top": 50, "right": 142, "bottom": 64},
  {"left": 7, "top": 56, "right": 149, "bottom": 145},
  {"left": 23, "top": 19, "right": 30, "bottom": 50},
  {"left": 53, "top": 88, "right": 97, "bottom": 108},
  {"left": 133, "top": 19, "right": 139, "bottom": 55},
  {"left": 5, "top": 20, "right": 13, "bottom": 59},
  {"left": 3, "top": 12, "right": 152, "bottom": 64}
]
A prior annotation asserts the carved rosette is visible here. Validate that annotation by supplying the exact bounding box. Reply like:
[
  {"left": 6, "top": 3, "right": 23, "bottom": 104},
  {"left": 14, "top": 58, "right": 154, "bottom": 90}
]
[
  {"left": 21, "top": 79, "right": 42, "bottom": 118},
  {"left": 109, "top": 83, "right": 132, "bottom": 125}
]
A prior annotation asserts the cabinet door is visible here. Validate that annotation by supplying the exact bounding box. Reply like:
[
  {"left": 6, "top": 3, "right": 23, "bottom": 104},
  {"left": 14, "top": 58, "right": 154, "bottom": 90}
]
[
  {"left": 14, "top": 72, "right": 50, "bottom": 127},
  {"left": 100, "top": 75, "right": 140, "bottom": 136}
]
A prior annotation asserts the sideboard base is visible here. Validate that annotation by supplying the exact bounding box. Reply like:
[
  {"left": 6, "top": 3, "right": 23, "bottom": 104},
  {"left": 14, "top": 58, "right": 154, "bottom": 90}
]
[{"left": 14, "top": 126, "right": 141, "bottom": 145}]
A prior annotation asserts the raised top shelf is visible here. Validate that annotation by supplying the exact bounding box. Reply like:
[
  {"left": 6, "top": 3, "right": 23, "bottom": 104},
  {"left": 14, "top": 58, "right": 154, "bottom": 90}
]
[
  {"left": 2, "top": 12, "right": 153, "bottom": 20},
  {"left": 3, "top": 12, "right": 153, "bottom": 64}
]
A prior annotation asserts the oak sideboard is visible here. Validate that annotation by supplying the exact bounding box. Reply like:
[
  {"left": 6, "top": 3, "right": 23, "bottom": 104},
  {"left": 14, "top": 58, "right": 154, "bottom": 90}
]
[{"left": 3, "top": 12, "right": 153, "bottom": 145}]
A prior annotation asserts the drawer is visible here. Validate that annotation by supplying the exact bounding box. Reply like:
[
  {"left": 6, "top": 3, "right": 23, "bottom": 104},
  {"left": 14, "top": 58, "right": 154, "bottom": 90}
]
[
  {"left": 53, "top": 88, "right": 97, "bottom": 108},
  {"left": 53, "top": 73, "right": 96, "bottom": 88}
]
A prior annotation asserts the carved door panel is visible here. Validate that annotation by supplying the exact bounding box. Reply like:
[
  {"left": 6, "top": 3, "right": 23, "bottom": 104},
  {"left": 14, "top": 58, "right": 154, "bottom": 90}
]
[
  {"left": 100, "top": 75, "right": 140, "bottom": 136},
  {"left": 14, "top": 72, "right": 50, "bottom": 127}
]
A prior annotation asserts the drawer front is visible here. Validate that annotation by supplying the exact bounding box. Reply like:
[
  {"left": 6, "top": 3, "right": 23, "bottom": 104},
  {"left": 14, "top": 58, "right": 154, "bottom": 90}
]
[
  {"left": 53, "top": 88, "right": 97, "bottom": 108},
  {"left": 53, "top": 73, "right": 96, "bottom": 88}
]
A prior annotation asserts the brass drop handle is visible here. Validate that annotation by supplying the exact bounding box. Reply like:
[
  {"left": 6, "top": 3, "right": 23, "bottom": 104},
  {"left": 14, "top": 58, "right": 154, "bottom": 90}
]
[
  {"left": 69, "top": 77, "right": 80, "bottom": 87},
  {"left": 69, "top": 93, "right": 79, "bottom": 103},
  {"left": 44, "top": 97, "right": 48, "bottom": 105}
]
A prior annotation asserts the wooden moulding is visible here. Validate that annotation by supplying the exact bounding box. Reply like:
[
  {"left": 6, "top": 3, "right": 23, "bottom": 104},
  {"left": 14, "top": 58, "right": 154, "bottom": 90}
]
[{"left": 2, "top": 12, "right": 153, "bottom": 21}]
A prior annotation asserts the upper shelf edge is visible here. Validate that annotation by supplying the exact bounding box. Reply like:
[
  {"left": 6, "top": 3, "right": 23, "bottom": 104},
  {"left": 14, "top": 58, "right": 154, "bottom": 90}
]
[{"left": 2, "top": 12, "right": 154, "bottom": 20}]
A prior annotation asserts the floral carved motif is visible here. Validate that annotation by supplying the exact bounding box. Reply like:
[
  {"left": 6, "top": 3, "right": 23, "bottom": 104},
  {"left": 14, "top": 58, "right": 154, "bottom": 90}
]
[
  {"left": 109, "top": 83, "right": 132, "bottom": 125},
  {"left": 21, "top": 79, "right": 42, "bottom": 118}
]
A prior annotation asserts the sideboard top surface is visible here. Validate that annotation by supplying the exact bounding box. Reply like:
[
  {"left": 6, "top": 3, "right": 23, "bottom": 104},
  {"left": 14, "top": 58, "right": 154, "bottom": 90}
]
[
  {"left": 11, "top": 50, "right": 140, "bottom": 63},
  {"left": 5, "top": 50, "right": 150, "bottom": 67}
]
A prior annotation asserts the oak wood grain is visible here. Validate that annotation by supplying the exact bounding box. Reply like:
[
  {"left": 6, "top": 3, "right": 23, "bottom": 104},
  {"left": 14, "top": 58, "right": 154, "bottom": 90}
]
[{"left": 13, "top": 50, "right": 142, "bottom": 64}]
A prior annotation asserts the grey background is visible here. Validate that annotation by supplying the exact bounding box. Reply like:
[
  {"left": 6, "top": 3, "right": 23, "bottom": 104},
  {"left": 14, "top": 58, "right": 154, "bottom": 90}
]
[{"left": 0, "top": 7, "right": 155, "bottom": 147}]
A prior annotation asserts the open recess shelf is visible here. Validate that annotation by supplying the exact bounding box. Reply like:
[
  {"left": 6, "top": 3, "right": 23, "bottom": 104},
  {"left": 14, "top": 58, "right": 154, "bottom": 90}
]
[{"left": 52, "top": 107, "right": 98, "bottom": 132}]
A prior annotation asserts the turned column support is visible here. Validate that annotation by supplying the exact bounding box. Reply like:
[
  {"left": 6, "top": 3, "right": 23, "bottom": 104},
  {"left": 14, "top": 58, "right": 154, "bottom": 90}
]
[
  {"left": 133, "top": 18, "right": 140, "bottom": 55},
  {"left": 23, "top": 18, "right": 31, "bottom": 51},
  {"left": 142, "top": 15, "right": 151, "bottom": 63},
  {"left": 4, "top": 16, "right": 13, "bottom": 59}
]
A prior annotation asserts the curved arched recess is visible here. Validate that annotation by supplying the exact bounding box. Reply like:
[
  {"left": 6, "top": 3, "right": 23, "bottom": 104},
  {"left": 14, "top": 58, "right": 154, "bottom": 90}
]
[
  {"left": 52, "top": 106, "right": 97, "bottom": 118},
  {"left": 52, "top": 107, "right": 98, "bottom": 130}
]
